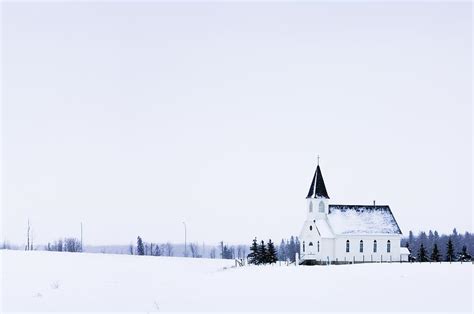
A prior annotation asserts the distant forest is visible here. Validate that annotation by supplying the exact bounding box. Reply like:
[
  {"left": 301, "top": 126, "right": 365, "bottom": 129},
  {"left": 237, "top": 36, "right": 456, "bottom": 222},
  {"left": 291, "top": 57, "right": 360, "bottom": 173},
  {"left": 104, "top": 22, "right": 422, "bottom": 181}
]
[{"left": 401, "top": 229, "right": 473, "bottom": 261}]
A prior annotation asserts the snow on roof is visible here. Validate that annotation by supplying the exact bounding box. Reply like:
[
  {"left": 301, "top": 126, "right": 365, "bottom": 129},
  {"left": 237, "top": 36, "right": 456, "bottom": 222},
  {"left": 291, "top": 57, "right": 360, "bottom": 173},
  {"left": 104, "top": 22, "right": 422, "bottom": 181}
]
[
  {"left": 400, "top": 247, "right": 410, "bottom": 255},
  {"left": 315, "top": 219, "right": 334, "bottom": 238},
  {"left": 327, "top": 205, "right": 402, "bottom": 235}
]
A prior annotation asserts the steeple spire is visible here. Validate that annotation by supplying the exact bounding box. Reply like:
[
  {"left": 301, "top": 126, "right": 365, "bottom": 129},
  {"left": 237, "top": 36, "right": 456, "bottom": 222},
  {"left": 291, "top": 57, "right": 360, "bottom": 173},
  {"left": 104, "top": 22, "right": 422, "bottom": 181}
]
[{"left": 306, "top": 162, "right": 329, "bottom": 199}]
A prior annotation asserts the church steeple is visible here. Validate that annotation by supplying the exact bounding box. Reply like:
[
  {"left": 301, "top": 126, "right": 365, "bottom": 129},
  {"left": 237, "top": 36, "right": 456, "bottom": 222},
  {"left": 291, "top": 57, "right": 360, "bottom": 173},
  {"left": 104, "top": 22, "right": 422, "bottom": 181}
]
[{"left": 306, "top": 164, "right": 329, "bottom": 199}]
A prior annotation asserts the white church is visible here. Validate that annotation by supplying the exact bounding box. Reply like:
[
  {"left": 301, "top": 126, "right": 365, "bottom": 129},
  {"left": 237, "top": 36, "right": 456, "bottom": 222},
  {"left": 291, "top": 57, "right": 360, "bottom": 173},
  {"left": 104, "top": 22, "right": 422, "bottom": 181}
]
[{"left": 299, "top": 162, "right": 409, "bottom": 265}]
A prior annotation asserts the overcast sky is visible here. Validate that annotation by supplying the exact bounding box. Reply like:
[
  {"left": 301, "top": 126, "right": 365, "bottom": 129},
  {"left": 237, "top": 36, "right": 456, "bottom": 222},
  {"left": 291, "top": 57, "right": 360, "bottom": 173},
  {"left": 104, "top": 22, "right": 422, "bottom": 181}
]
[{"left": 1, "top": 2, "right": 472, "bottom": 246}]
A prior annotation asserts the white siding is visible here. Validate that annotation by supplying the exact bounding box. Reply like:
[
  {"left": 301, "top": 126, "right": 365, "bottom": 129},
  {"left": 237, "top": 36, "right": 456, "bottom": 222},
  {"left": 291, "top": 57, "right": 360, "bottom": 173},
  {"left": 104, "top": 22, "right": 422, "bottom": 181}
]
[{"left": 333, "top": 235, "right": 402, "bottom": 262}]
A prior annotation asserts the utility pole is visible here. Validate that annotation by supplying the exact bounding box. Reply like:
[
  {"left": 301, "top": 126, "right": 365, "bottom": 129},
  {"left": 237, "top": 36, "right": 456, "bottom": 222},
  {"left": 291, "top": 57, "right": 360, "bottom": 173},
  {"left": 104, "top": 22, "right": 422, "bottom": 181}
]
[{"left": 182, "top": 222, "right": 187, "bottom": 257}]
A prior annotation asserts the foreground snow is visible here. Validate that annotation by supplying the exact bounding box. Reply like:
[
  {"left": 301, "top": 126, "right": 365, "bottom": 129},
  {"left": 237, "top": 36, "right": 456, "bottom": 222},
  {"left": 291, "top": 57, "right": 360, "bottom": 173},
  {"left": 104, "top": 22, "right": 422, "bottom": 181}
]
[{"left": 1, "top": 250, "right": 472, "bottom": 312}]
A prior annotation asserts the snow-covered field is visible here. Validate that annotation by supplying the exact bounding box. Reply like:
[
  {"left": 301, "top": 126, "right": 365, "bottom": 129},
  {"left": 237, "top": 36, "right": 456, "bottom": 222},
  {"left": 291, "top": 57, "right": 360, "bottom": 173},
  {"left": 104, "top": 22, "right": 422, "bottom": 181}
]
[{"left": 1, "top": 250, "right": 472, "bottom": 312}]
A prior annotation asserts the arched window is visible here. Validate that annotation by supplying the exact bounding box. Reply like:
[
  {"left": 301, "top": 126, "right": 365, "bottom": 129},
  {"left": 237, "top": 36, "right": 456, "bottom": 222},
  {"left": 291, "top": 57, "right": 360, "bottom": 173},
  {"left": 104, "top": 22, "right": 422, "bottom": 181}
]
[
  {"left": 319, "top": 201, "right": 325, "bottom": 213},
  {"left": 309, "top": 202, "right": 313, "bottom": 212},
  {"left": 346, "top": 240, "right": 350, "bottom": 253},
  {"left": 309, "top": 242, "right": 313, "bottom": 246},
  {"left": 303, "top": 241, "right": 305, "bottom": 252},
  {"left": 373, "top": 240, "right": 377, "bottom": 253},
  {"left": 309, "top": 225, "right": 313, "bottom": 231},
  {"left": 387, "top": 240, "right": 391, "bottom": 253},
  {"left": 360, "top": 240, "right": 364, "bottom": 253},
  {"left": 317, "top": 241, "right": 320, "bottom": 252}
]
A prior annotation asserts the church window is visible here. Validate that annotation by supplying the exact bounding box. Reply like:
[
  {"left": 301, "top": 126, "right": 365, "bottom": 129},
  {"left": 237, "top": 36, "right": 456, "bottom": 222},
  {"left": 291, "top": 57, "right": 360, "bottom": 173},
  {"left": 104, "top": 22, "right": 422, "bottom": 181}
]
[
  {"left": 309, "top": 226, "right": 313, "bottom": 231},
  {"left": 373, "top": 240, "right": 377, "bottom": 253},
  {"left": 319, "top": 201, "right": 325, "bottom": 213},
  {"left": 309, "top": 202, "right": 313, "bottom": 212},
  {"left": 387, "top": 240, "right": 391, "bottom": 253},
  {"left": 309, "top": 242, "right": 313, "bottom": 246},
  {"left": 317, "top": 241, "right": 320, "bottom": 252},
  {"left": 346, "top": 240, "right": 350, "bottom": 253},
  {"left": 303, "top": 241, "right": 305, "bottom": 252},
  {"left": 360, "top": 240, "right": 364, "bottom": 253}
]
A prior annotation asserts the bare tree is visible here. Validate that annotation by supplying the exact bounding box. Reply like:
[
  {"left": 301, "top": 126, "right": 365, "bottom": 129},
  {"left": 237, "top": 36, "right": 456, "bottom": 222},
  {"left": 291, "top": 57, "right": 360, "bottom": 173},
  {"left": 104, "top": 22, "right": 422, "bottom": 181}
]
[
  {"left": 236, "top": 245, "right": 247, "bottom": 259},
  {"left": 64, "top": 238, "right": 81, "bottom": 252},
  {"left": 129, "top": 243, "right": 134, "bottom": 255},
  {"left": 30, "top": 228, "right": 34, "bottom": 250},
  {"left": 154, "top": 244, "right": 161, "bottom": 256},
  {"left": 26, "top": 219, "right": 30, "bottom": 251},
  {"left": 52, "top": 239, "right": 63, "bottom": 252},
  {"left": 164, "top": 242, "right": 174, "bottom": 256},
  {"left": 189, "top": 243, "right": 200, "bottom": 258},
  {"left": 209, "top": 247, "right": 216, "bottom": 259}
]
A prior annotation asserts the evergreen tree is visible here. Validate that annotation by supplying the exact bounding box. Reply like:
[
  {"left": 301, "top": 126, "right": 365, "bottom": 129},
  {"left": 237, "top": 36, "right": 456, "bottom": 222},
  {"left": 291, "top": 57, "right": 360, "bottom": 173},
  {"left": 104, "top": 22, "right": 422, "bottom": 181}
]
[
  {"left": 221, "top": 245, "right": 233, "bottom": 259},
  {"left": 457, "top": 245, "right": 471, "bottom": 262},
  {"left": 248, "top": 238, "right": 259, "bottom": 264},
  {"left": 257, "top": 240, "right": 267, "bottom": 264},
  {"left": 446, "top": 237, "right": 455, "bottom": 262},
  {"left": 428, "top": 230, "right": 434, "bottom": 252},
  {"left": 287, "top": 236, "right": 296, "bottom": 262},
  {"left": 278, "top": 239, "right": 287, "bottom": 261},
  {"left": 452, "top": 228, "right": 460, "bottom": 254},
  {"left": 417, "top": 231, "right": 428, "bottom": 256},
  {"left": 430, "top": 243, "right": 440, "bottom": 262},
  {"left": 295, "top": 237, "right": 300, "bottom": 256},
  {"left": 266, "top": 239, "right": 278, "bottom": 264},
  {"left": 408, "top": 230, "right": 415, "bottom": 249},
  {"left": 433, "top": 230, "right": 440, "bottom": 243},
  {"left": 417, "top": 243, "right": 428, "bottom": 262},
  {"left": 137, "top": 236, "right": 145, "bottom": 256},
  {"left": 464, "top": 232, "right": 473, "bottom": 258}
]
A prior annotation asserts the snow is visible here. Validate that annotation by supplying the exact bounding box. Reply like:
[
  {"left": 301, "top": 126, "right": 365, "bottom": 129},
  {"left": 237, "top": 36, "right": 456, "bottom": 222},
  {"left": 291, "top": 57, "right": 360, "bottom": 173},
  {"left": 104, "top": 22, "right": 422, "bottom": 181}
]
[
  {"left": 400, "top": 247, "right": 410, "bottom": 255},
  {"left": 328, "top": 205, "right": 401, "bottom": 235},
  {"left": 2, "top": 250, "right": 472, "bottom": 312},
  {"left": 315, "top": 219, "right": 334, "bottom": 238}
]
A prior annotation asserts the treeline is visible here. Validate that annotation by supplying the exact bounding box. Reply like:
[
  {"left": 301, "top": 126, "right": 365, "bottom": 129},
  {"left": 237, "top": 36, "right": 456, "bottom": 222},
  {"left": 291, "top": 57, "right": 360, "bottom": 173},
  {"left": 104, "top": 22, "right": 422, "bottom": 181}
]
[
  {"left": 277, "top": 236, "right": 300, "bottom": 262},
  {"left": 402, "top": 229, "right": 473, "bottom": 262},
  {"left": 245, "top": 236, "right": 300, "bottom": 264},
  {"left": 132, "top": 236, "right": 175, "bottom": 256},
  {"left": 45, "top": 238, "right": 82, "bottom": 252},
  {"left": 132, "top": 236, "right": 248, "bottom": 259}
]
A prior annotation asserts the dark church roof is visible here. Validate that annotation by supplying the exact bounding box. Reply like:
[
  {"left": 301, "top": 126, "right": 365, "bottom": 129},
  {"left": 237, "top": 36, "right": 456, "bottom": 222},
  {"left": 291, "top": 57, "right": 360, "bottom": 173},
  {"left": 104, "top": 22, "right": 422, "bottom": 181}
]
[{"left": 306, "top": 165, "right": 330, "bottom": 199}]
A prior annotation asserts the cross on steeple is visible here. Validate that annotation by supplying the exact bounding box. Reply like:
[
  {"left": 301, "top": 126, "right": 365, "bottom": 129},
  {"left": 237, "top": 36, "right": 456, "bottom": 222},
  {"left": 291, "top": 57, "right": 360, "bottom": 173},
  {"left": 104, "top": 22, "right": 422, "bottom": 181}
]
[{"left": 317, "top": 155, "right": 320, "bottom": 166}]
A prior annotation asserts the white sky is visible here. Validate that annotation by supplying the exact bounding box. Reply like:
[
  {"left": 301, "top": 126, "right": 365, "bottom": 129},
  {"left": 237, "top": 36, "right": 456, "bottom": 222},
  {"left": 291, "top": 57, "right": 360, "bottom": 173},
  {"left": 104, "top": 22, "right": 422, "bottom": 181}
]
[{"left": 1, "top": 2, "right": 472, "bottom": 246}]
